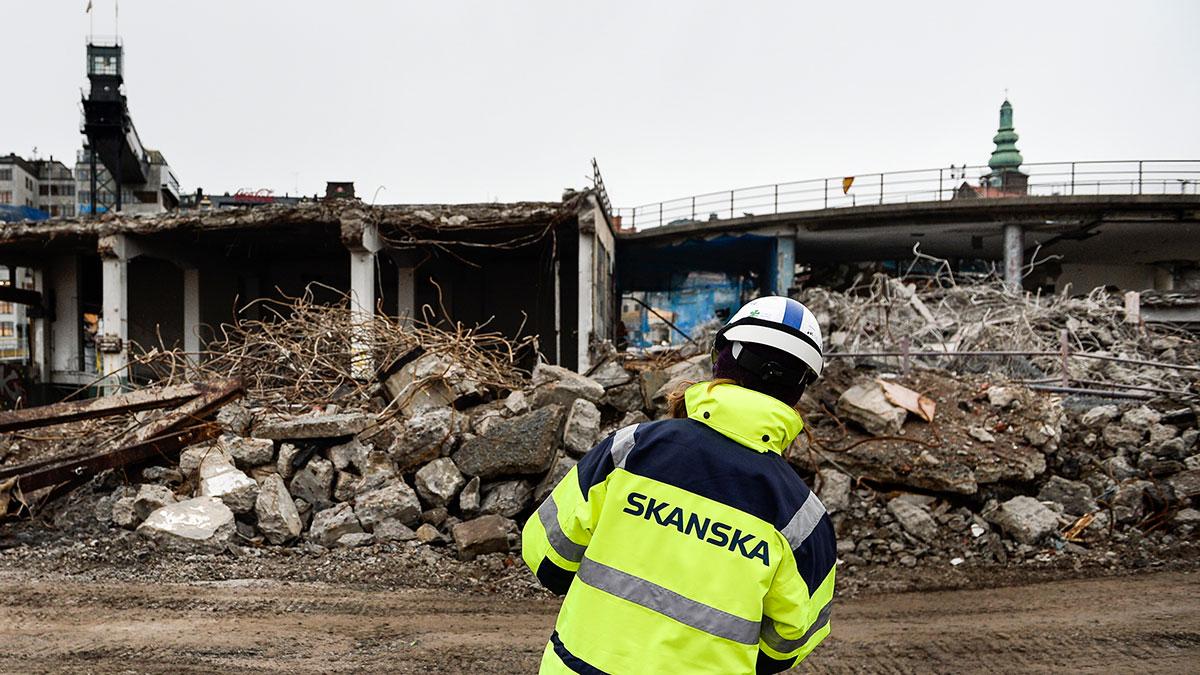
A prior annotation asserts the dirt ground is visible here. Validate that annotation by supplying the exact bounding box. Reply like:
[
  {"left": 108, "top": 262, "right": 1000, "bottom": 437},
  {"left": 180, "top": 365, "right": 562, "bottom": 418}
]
[{"left": 0, "top": 568, "right": 1195, "bottom": 674}]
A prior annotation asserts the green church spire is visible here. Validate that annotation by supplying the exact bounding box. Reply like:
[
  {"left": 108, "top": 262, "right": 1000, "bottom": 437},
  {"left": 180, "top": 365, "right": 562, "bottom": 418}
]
[{"left": 988, "top": 99, "right": 1023, "bottom": 172}]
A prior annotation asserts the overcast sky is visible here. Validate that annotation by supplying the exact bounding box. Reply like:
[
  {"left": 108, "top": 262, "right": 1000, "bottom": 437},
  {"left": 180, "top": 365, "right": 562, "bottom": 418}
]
[{"left": 3, "top": 1, "right": 1197, "bottom": 208}]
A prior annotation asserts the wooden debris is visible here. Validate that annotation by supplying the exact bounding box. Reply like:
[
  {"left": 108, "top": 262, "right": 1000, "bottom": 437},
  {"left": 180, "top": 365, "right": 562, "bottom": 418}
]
[{"left": 877, "top": 379, "right": 936, "bottom": 423}]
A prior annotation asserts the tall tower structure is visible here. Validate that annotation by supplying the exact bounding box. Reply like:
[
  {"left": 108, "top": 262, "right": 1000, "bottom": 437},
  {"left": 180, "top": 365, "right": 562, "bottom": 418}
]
[
  {"left": 983, "top": 99, "right": 1028, "bottom": 194},
  {"left": 82, "top": 40, "right": 148, "bottom": 214}
]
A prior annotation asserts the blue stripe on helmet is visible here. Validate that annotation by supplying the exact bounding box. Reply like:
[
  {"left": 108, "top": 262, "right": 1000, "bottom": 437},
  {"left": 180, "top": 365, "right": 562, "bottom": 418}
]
[{"left": 781, "top": 299, "right": 805, "bottom": 330}]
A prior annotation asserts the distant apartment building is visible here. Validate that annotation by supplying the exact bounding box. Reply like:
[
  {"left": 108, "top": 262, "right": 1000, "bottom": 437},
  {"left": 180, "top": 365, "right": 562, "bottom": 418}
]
[
  {"left": 0, "top": 266, "right": 35, "bottom": 362},
  {"left": 32, "top": 158, "right": 75, "bottom": 218},
  {"left": 0, "top": 154, "right": 39, "bottom": 210}
]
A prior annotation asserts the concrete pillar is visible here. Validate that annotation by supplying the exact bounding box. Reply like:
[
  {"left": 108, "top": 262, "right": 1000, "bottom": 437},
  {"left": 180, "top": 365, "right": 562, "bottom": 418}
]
[
  {"left": 348, "top": 223, "right": 381, "bottom": 379},
  {"left": 30, "top": 267, "right": 48, "bottom": 384},
  {"left": 1003, "top": 223, "right": 1025, "bottom": 289},
  {"left": 577, "top": 229, "right": 594, "bottom": 372},
  {"left": 775, "top": 235, "right": 796, "bottom": 296},
  {"left": 183, "top": 267, "right": 201, "bottom": 358},
  {"left": 50, "top": 255, "right": 80, "bottom": 376},
  {"left": 99, "top": 234, "right": 130, "bottom": 392},
  {"left": 397, "top": 264, "right": 415, "bottom": 326}
]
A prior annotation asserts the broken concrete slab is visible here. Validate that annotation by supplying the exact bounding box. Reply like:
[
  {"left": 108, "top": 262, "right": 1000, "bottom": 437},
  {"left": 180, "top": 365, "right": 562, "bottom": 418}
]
[
  {"left": 416, "top": 523, "right": 445, "bottom": 545},
  {"left": 354, "top": 481, "right": 422, "bottom": 530},
  {"left": 603, "top": 382, "right": 644, "bottom": 413},
  {"left": 179, "top": 442, "right": 234, "bottom": 478},
  {"left": 986, "top": 386, "right": 1020, "bottom": 409},
  {"left": 1079, "top": 404, "right": 1120, "bottom": 429},
  {"left": 480, "top": 480, "right": 533, "bottom": 518},
  {"left": 837, "top": 383, "right": 907, "bottom": 436},
  {"left": 1122, "top": 406, "right": 1163, "bottom": 431},
  {"left": 336, "top": 532, "right": 375, "bottom": 548},
  {"left": 137, "top": 496, "right": 236, "bottom": 552},
  {"left": 356, "top": 450, "right": 399, "bottom": 494},
  {"left": 562, "top": 398, "right": 602, "bottom": 456},
  {"left": 414, "top": 458, "right": 465, "bottom": 508},
  {"left": 887, "top": 497, "right": 938, "bottom": 542},
  {"left": 309, "top": 502, "right": 364, "bottom": 547},
  {"left": 255, "top": 474, "right": 303, "bottom": 545},
  {"left": 275, "top": 443, "right": 303, "bottom": 481},
  {"left": 384, "top": 352, "right": 486, "bottom": 415},
  {"left": 111, "top": 496, "right": 139, "bottom": 529},
  {"left": 332, "top": 470, "right": 361, "bottom": 502},
  {"left": 590, "top": 361, "right": 633, "bottom": 388},
  {"left": 988, "top": 496, "right": 1060, "bottom": 545},
  {"left": 453, "top": 405, "right": 563, "bottom": 479},
  {"left": 1168, "top": 469, "right": 1200, "bottom": 499},
  {"left": 373, "top": 518, "right": 417, "bottom": 542},
  {"left": 288, "top": 456, "right": 334, "bottom": 511},
  {"left": 254, "top": 412, "right": 373, "bottom": 440},
  {"left": 452, "top": 514, "right": 515, "bottom": 560}
]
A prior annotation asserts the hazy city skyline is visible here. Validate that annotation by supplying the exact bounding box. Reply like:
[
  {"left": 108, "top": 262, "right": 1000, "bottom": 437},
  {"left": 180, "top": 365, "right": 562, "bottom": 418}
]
[{"left": 3, "top": 1, "right": 1198, "bottom": 207}]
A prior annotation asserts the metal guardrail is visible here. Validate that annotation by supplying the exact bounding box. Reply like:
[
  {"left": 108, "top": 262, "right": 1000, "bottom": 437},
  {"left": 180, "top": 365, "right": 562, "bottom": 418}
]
[{"left": 617, "top": 160, "right": 1200, "bottom": 230}]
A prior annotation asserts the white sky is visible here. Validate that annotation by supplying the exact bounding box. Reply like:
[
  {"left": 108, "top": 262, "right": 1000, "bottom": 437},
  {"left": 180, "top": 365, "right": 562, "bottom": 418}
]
[{"left": 3, "top": 1, "right": 1198, "bottom": 208}]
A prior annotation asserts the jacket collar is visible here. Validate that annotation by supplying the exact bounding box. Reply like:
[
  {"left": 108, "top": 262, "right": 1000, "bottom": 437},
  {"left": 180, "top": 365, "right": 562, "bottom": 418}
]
[{"left": 684, "top": 381, "right": 804, "bottom": 455}]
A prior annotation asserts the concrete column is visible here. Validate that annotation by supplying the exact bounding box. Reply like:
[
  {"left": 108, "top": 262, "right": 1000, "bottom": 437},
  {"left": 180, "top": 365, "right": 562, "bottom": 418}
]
[
  {"left": 99, "top": 234, "right": 130, "bottom": 392},
  {"left": 775, "top": 235, "right": 796, "bottom": 296},
  {"left": 1003, "top": 223, "right": 1025, "bottom": 289},
  {"left": 50, "top": 255, "right": 80, "bottom": 376},
  {"left": 348, "top": 223, "right": 381, "bottom": 379},
  {"left": 183, "top": 267, "right": 201, "bottom": 358},
  {"left": 30, "top": 267, "right": 48, "bottom": 384},
  {"left": 397, "top": 265, "right": 415, "bottom": 326},
  {"left": 577, "top": 228, "right": 594, "bottom": 372}
]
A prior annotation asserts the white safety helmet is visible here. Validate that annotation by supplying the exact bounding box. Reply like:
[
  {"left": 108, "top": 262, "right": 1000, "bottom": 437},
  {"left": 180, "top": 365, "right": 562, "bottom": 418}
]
[{"left": 713, "top": 296, "right": 824, "bottom": 387}]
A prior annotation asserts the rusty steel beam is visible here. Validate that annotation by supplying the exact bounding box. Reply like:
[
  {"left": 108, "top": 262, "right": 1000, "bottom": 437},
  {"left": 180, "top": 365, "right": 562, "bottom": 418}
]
[
  {"left": 0, "top": 382, "right": 210, "bottom": 433},
  {"left": 0, "top": 379, "right": 242, "bottom": 507}
]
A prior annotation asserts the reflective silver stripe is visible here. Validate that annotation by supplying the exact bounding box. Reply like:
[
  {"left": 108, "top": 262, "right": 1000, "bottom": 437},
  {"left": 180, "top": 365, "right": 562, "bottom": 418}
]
[
  {"left": 609, "top": 423, "right": 639, "bottom": 469},
  {"left": 577, "top": 558, "right": 759, "bottom": 645},
  {"left": 781, "top": 493, "right": 826, "bottom": 550},
  {"left": 760, "top": 602, "right": 832, "bottom": 653},
  {"left": 538, "top": 496, "right": 586, "bottom": 563}
]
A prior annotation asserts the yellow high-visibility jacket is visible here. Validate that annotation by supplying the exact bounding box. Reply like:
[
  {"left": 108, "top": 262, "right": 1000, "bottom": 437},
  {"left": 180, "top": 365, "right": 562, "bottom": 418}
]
[{"left": 522, "top": 381, "right": 836, "bottom": 674}]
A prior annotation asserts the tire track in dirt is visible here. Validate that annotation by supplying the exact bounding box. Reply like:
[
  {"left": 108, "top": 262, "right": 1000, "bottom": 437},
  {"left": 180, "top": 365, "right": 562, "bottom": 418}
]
[{"left": 0, "top": 571, "right": 1196, "bottom": 673}]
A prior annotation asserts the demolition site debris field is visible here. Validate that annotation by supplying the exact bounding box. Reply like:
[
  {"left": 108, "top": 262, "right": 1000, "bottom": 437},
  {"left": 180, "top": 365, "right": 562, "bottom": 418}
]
[{"left": 1, "top": 278, "right": 1199, "bottom": 671}]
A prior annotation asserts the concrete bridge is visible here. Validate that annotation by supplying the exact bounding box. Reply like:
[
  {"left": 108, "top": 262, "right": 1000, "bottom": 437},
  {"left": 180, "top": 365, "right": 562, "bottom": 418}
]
[{"left": 615, "top": 160, "right": 1200, "bottom": 298}]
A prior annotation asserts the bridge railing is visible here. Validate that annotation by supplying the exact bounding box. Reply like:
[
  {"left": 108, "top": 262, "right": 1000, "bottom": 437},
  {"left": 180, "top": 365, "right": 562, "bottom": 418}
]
[{"left": 617, "top": 160, "right": 1200, "bottom": 230}]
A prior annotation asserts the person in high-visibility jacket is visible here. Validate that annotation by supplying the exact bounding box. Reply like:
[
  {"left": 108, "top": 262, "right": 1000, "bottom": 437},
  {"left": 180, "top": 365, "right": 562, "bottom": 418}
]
[{"left": 523, "top": 296, "right": 836, "bottom": 674}]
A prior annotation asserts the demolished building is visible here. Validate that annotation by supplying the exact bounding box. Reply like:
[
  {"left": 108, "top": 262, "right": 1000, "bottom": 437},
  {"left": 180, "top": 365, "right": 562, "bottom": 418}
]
[{"left": 0, "top": 190, "right": 615, "bottom": 402}]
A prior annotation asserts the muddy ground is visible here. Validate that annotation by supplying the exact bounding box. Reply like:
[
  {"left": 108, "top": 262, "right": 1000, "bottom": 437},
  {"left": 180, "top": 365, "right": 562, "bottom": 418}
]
[{"left": 0, "top": 542, "right": 1196, "bottom": 674}]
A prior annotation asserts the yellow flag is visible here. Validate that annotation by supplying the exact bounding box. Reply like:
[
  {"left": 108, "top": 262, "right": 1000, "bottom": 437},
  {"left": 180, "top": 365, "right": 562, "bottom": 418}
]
[{"left": 842, "top": 177, "right": 854, "bottom": 194}]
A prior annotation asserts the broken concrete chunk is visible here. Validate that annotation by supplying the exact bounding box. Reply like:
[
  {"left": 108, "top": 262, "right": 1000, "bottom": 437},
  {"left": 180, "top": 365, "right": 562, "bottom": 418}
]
[
  {"left": 416, "top": 523, "right": 445, "bottom": 545},
  {"left": 534, "top": 453, "right": 578, "bottom": 503},
  {"left": 1079, "top": 404, "right": 1120, "bottom": 429},
  {"left": 837, "top": 383, "right": 907, "bottom": 436},
  {"left": 141, "top": 465, "right": 183, "bottom": 485},
  {"left": 887, "top": 497, "right": 938, "bottom": 542},
  {"left": 111, "top": 496, "right": 139, "bottom": 529},
  {"left": 216, "top": 402, "right": 254, "bottom": 436},
  {"left": 132, "top": 484, "right": 178, "bottom": 521},
  {"left": 1168, "top": 469, "right": 1200, "bottom": 499},
  {"left": 603, "top": 382, "right": 644, "bottom": 413},
  {"left": 384, "top": 352, "right": 486, "bottom": 415},
  {"left": 329, "top": 438, "right": 370, "bottom": 473},
  {"left": 563, "top": 398, "right": 602, "bottom": 456},
  {"left": 480, "top": 480, "right": 533, "bottom": 518},
  {"left": 986, "top": 386, "right": 1020, "bottom": 409},
  {"left": 354, "top": 481, "right": 422, "bottom": 530},
  {"left": 388, "top": 408, "right": 460, "bottom": 473},
  {"left": 968, "top": 427, "right": 996, "bottom": 443},
  {"left": 988, "top": 496, "right": 1060, "bottom": 545},
  {"left": 336, "top": 532, "right": 375, "bottom": 548},
  {"left": 373, "top": 518, "right": 418, "bottom": 542},
  {"left": 817, "top": 470, "right": 851, "bottom": 514},
  {"left": 503, "top": 390, "right": 529, "bottom": 415},
  {"left": 590, "top": 361, "right": 633, "bottom": 388},
  {"left": 276, "top": 443, "right": 304, "bottom": 481},
  {"left": 309, "top": 502, "right": 364, "bottom": 547},
  {"left": 452, "top": 514, "right": 516, "bottom": 560},
  {"left": 137, "top": 496, "right": 236, "bottom": 552},
  {"left": 1037, "top": 476, "right": 1097, "bottom": 516},
  {"left": 255, "top": 474, "right": 303, "bottom": 545},
  {"left": 1121, "top": 406, "right": 1162, "bottom": 431},
  {"left": 530, "top": 363, "right": 606, "bottom": 408},
  {"left": 357, "top": 450, "right": 399, "bottom": 493},
  {"left": 224, "top": 436, "right": 275, "bottom": 468},
  {"left": 1103, "top": 425, "right": 1143, "bottom": 451},
  {"left": 453, "top": 405, "right": 563, "bottom": 479},
  {"left": 198, "top": 459, "right": 259, "bottom": 514},
  {"left": 288, "top": 456, "right": 335, "bottom": 511},
  {"left": 414, "top": 458, "right": 465, "bottom": 508},
  {"left": 179, "top": 442, "right": 233, "bottom": 478},
  {"left": 333, "top": 471, "right": 361, "bottom": 502},
  {"left": 254, "top": 412, "right": 373, "bottom": 440},
  {"left": 459, "top": 476, "right": 481, "bottom": 517}
]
